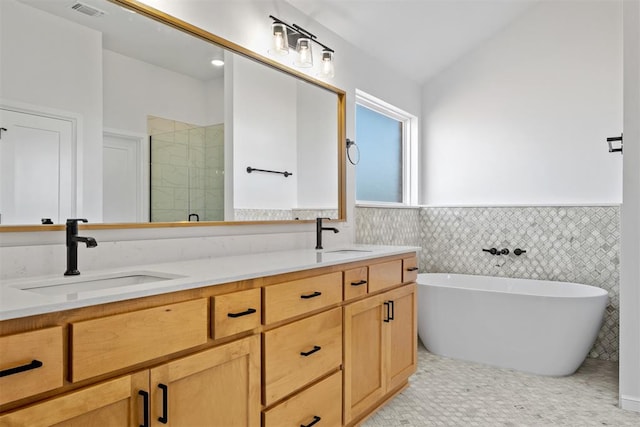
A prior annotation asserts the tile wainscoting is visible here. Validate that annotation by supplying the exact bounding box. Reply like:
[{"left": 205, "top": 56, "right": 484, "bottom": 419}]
[{"left": 356, "top": 205, "right": 620, "bottom": 361}]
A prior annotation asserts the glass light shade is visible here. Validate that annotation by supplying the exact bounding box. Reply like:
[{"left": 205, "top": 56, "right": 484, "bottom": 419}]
[
  {"left": 294, "top": 38, "right": 313, "bottom": 68},
  {"left": 319, "top": 50, "right": 335, "bottom": 78},
  {"left": 271, "top": 22, "right": 289, "bottom": 55},
  {"left": 210, "top": 59, "right": 224, "bottom": 67}
]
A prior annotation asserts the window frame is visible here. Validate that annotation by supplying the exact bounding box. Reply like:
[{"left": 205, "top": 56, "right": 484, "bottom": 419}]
[{"left": 354, "top": 89, "right": 418, "bottom": 206}]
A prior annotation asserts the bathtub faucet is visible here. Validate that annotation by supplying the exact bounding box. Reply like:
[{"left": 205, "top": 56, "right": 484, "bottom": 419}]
[{"left": 482, "top": 248, "right": 498, "bottom": 255}]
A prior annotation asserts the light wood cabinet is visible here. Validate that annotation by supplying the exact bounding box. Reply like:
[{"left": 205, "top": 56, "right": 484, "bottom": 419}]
[
  {"left": 343, "top": 283, "right": 417, "bottom": 425},
  {"left": 368, "top": 260, "right": 402, "bottom": 293},
  {"left": 263, "top": 272, "right": 342, "bottom": 324},
  {"left": 343, "top": 267, "right": 368, "bottom": 301},
  {"left": 263, "top": 308, "right": 342, "bottom": 405},
  {"left": 263, "top": 371, "right": 342, "bottom": 427},
  {"left": 0, "top": 372, "right": 148, "bottom": 427},
  {"left": 70, "top": 299, "right": 208, "bottom": 382},
  {"left": 0, "top": 251, "right": 418, "bottom": 427},
  {"left": 212, "top": 288, "right": 261, "bottom": 339},
  {"left": 0, "top": 326, "right": 63, "bottom": 406},
  {"left": 150, "top": 335, "right": 260, "bottom": 427}
]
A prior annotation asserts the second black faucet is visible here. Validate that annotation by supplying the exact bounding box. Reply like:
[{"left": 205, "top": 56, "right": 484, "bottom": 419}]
[{"left": 316, "top": 217, "right": 339, "bottom": 250}]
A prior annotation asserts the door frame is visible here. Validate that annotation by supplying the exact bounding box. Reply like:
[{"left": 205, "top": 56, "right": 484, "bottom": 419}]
[{"left": 0, "top": 99, "right": 82, "bottom": 219}]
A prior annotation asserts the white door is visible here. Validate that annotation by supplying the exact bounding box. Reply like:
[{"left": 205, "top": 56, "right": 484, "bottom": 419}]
[
  {"left": 0, "top": 109, "right": 74, "bottom": 225},
  {"left": 103, "top": 132, "right": 144, "bottom": 223}
]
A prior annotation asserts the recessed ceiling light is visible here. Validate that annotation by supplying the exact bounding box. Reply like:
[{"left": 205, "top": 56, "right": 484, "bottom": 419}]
[{"left": 211, "top": 59, "right": 224, "bottom": 67}]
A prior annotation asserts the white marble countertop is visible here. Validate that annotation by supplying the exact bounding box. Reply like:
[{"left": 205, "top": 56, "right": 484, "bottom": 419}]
[{"left": 0, "top": 245, "right": 419, "bottom": 321}]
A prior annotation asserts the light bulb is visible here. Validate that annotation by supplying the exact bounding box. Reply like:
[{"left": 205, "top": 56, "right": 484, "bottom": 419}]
[
  {"left": 295, "top": 38, "right": 313, "bottom": 68},
  {"left": 271, "top": 23, "right": 289, "bottom": 55},
  {"left": 319, "top": 50, "right": 335, "bottom": 78}
]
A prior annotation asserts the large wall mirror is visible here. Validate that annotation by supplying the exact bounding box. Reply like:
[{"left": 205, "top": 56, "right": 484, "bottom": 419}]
[{"left": 0, "top": 0, "right": 346, "bottom": 230}]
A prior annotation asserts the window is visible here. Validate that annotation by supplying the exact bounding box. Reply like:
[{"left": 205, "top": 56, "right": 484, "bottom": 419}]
[{"left": 355, "top": 90, "right": 418, "bottom": 205}]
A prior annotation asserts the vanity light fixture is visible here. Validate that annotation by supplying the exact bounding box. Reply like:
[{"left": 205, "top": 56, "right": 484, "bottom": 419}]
[
  {"left": 211, "top": 58, "right": 225, "bottom": 67},
  {"left": 269, "top": 15, "right": 335, "bottom": 77}
]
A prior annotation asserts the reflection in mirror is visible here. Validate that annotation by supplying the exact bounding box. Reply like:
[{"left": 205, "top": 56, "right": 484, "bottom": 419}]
[{"left": 0, "top": 0, "right": 342, "bottom": 227}]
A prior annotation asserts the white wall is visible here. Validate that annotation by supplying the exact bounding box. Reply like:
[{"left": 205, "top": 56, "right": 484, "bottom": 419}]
[
  {"left": 296, "top": 81, "right": 338, "bottom": 209},
  {"left": 103, "top": 50, "right": 221, "bottom": 133},
  {"left": 421, "top": 0, "right": 623, "bottom": 206},
  {"left": 620, "top": 0, "right": 640, "bottom": 412},
  {"left": 0, "top": 0, "right": 103, "bottom": 220},
  {"left": 232, "top": 55, "right": 298, "bottom": 209}
]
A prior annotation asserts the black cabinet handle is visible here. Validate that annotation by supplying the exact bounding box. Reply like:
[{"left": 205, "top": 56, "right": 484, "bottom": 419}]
[
  {"left": 0, "top": 359, "right": 43, "bottom": 377},
  {"left": 301, "top": 291, "right": 322, "bottom": 299},
  {"left": 227, "top": 308, "right": 257, "bottom": 318},
  {"left": 158, "top": 383, "right": 168, "bottom": 424},
  {"left": 383, "top": 302, "right": 390, "bottom": 323},
  {"left": 389, "top": 300, "right": 395, "bottom": 321},
  {"left": 138, "top": 390, "right": 149, "bottom": 427},
  {"left": 350, "top": 280, "right": 367, "bottom": 286},
  {"left": 301, "top": 415, "right": 321, "bottom": 427},
  {"left": 407, "top": 267, "right": 418, "bottom": 271},
  {"left": 300, "top": 345, "right": 322, "bottom": 357}
]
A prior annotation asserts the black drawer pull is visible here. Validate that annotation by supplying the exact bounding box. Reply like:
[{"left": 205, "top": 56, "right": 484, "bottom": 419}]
[
  {"left": 301, "top": 415, "right": 321, "bottom": 427},
  {"left": 389, "top": 300, "right": 395, "bottom": 321},
  {"left": 383, "top": 302, "right": 390, "bottom": 322},
  {"left": 138, "top": 390, "right": 149, "bottom": 427},
  {"left": 0, "top": 359, "right": 43, "bottom": 377},
  {"left": 350, "top": 280, "right": 367, "bottom": 286},
  {"left": 300, "top": 345, "right": 322, "bottom": 357},
  {"left": 158, "top": 383, "right": 168, "bottom": 424},
  {"left": 227, "top": 308, "right": 257, "bottom": 318},
  {"left": 407, "top": 267, "right": 419, "bottom": 272},
  {"left": 300, "top": 291, "right": 322, "bottom": 299}
]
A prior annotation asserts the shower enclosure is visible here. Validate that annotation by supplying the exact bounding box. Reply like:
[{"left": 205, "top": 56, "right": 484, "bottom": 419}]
[{"left": 149, "top": 123, "right": 224, "bottom": 222}]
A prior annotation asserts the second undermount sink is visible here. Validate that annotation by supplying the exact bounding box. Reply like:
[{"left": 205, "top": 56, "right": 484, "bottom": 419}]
[
  {"left": 324, "top": 249, "right": 373, "bottom": 254},
  {"left": 16, "top": 271, "right": 184, "bottom": 296}
]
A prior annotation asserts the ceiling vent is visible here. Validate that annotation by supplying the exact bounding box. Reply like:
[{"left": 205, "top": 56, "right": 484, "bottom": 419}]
[{"left": 70, "top": 2, "right": 106, "bottom": 17}]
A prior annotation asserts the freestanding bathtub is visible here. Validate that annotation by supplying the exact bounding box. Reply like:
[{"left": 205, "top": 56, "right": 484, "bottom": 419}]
[{"left": 417, "top": 273, "right": 608, "bottom": 376}]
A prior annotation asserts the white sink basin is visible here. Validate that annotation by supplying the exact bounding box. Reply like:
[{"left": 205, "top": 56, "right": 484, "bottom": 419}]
[
  {"left": 16, "top": 271, "right": 184, "bottom": 296},
  {"left": 325, "top": 249, "right": 373, "bottom": 254}
]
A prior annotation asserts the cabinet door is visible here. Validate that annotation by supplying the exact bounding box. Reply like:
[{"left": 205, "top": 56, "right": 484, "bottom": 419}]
[
  {"left": 150, "top": 335, "right": 260, "bottom": 427},
  {"left": 385, "top": 283, "right": 417, "bottom": 391},
  {"left": 0, "top": 372, "right": 148, "bottom": 427},
  {"left": 343, "top": 293, "right": 386, "bottom": 424}
]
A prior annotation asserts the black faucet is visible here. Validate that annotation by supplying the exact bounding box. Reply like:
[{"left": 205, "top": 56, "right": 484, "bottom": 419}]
[
  {"left": 65, "top": 218, "right": 98, "bottom": 276},
  {"left": 316, "top": 217, "right": 339, "bottom": 250}
]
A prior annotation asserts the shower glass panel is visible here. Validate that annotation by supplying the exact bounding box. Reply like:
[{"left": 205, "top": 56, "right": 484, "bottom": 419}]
[{"left": 150, "top": 123, "right": 224, "bottom": 222}]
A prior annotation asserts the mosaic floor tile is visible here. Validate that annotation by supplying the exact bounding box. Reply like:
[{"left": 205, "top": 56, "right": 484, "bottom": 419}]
[{"left": 363, "top": 344, "right": 639, "bottom": 427}]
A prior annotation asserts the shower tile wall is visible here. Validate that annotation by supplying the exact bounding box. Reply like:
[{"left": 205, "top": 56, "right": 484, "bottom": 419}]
[
  {"left": 356, "top": 206, "right": 620, "bottom": 361},
  {"left": 149, "top": 117, "right": 224, "bottom": 222}
]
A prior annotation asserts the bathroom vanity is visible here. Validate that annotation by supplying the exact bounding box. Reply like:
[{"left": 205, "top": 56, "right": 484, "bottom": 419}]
[{"left": 0, "top": 246, "right": 418, "bottom": 426}]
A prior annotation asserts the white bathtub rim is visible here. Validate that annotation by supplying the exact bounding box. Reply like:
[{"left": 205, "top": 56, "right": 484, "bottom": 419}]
[{"left": 417, "top": 273, "right": 608, "bottom": 299}]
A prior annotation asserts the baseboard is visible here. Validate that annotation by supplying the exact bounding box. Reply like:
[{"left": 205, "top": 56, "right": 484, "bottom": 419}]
[{"left": 620, "top": 395, "right": 640, "bottom": 412}]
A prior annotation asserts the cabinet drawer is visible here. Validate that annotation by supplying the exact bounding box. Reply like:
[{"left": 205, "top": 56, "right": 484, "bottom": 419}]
[
  {"left": 344, "top": 267, "right": 368, "bottom": 301},
  {"left": 263, "top": 371, "right": 342, "bottom": 427},
  {"left": 368, "top": 260, "right": 402, "bottom": 293},
  {"left": 211, "top": 288, "right": 261, "bottom": 340},
  {"left": 263, "top": 308, "right": 342, "bottom": 405},
  {"left": 0, "top": 326, "right": 63, "bottom": 405},
  {"left": 403, "top": 256, "right": 419, "bottom": 283},
  {"left": 263, "top": 272, "right": 342, "bottom": 324},
  {"left": 70, "top": 299, "right": 208, "bottom": 382}
]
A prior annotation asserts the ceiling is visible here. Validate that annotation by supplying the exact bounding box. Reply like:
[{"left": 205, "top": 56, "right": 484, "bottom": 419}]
[
  {"left": 286, "top": 0, "right": 540, "bottom": 84},
  {"left": 18, "top": 0, "right": 225, "bottom": 81}
]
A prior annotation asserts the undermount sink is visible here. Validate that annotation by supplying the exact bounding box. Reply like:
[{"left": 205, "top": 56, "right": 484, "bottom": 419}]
[
  {"left": 16, "top": 271, "right": 184, "bottom": 296},
  {"left": 325, "top": 249, "right": 373, "bottom": 254}
]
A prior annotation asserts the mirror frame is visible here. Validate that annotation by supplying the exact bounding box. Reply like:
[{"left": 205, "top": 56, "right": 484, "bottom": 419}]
[{"left": 1, "top": 0, "right": 346, "bottom": 233}]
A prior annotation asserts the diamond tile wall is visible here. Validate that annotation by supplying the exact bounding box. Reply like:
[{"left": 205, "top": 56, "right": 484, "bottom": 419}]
[{"left": 356, "top": 206, "right": 620, "bottom": 361}]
